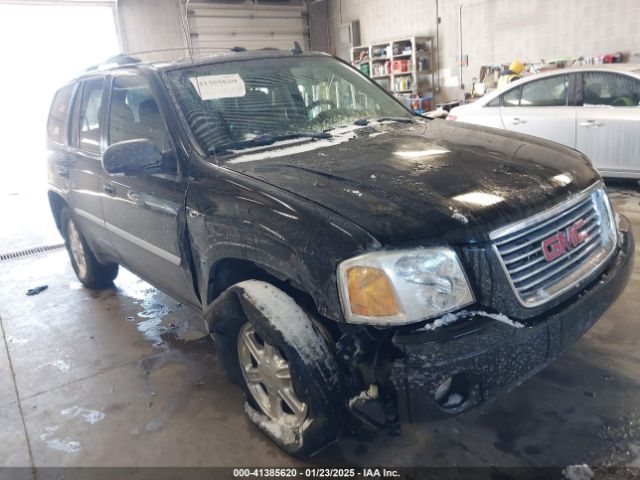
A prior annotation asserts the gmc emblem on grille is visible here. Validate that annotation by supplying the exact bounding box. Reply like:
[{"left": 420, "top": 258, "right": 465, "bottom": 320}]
[{"left": 541, "top": 219, "right": 589, "bottom": 262}]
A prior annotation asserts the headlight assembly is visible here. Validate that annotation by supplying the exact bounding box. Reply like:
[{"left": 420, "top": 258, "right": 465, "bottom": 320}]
[{"left": 337, "top": 247, "right": 474, "bottom": 326}]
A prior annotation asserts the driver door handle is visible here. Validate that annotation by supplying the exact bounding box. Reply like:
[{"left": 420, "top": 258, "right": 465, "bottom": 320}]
[
  {"left": 580, "top": 120, "right": 603, "bottom": 128},
  {"left": 511, "top": 117, "right": 527, "bottom": 125}
]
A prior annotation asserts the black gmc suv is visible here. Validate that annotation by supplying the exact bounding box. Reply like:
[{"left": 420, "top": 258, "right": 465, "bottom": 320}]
[{"left": 47, "top": 49, "right": 634, "bottom": 457}]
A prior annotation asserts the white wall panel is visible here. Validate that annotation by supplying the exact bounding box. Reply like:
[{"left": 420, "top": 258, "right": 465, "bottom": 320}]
[{"left": 325, "top": 0, "right": 640, "bottom": 102}]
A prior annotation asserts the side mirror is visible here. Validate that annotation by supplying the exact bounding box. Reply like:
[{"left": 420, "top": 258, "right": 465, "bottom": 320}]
[{"left": 102, "top": 139, "right": 164, "bottom": 176}]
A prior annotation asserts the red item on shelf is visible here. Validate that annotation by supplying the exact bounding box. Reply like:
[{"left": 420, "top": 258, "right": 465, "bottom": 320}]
[{"left": 391, "top": 60, "right": 409, "bottom": 73}]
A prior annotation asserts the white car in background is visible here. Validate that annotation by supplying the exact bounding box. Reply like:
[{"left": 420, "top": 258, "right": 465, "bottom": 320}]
[{"left": 448, "top": 64, "right": 640, "bottom": 179}]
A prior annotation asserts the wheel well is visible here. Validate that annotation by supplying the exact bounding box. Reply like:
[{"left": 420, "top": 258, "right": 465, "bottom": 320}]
[
  {"left": 48, "top": 191, "right": 67, "bottom": 234},
  {"left": 208, "top": 258, "right": 340, "bottom": 340}
]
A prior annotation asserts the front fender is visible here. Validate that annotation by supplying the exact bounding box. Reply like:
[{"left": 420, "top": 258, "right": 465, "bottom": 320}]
[{"left": 185, "top": 167, "right": 379, "bottom": 322}]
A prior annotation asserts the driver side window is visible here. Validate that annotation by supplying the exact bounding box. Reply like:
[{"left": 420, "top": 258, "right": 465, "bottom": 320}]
[{"left": 108, "top": 75, "right": 169, "bottom": 151}]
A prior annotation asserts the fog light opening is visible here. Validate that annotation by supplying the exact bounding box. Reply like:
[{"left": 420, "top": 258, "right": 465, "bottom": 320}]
[{"left": 435, "top": 372, "right": 473, "bottom": 411}]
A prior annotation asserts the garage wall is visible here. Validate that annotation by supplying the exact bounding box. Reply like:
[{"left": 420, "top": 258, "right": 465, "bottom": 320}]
[{"left": 325, "top": 0, "right": 640, "bottom": 102}]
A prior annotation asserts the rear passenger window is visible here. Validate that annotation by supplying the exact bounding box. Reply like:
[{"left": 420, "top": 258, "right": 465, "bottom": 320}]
[
  {"left": 520, "top": 75, "right": 568, "bottom": 106},
  {"left": 502, "top": 87, "right": 521, "bottom": 107},
  {"left": 47, "top": 84, "right": 74, "bottom": 145},
  {"left": 583, "top": 72, "right": 640, "bottom": 107},
  {"left": 108, "top": 75, "right": 168, "bottom": 150},
  {"left": 78, "top": 78, "right": 105, "bottom": 154}
]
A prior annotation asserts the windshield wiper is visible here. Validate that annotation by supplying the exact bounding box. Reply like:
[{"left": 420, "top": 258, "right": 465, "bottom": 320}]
[
  {"left": 351, "top": 117, "right": 414, "bottom": 127},
  {"left": 375, "top": 116, "right": 414, "bottom": 123},
  {"left": 212, "top": 132, "right": 331, "bottom": 154}
]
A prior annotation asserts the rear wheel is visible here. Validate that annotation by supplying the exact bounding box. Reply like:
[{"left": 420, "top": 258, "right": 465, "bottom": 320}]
[
  {"left": 61, "top": 206, "right": 118, "bottom": 288},
  {"left": 210, "top": 280, "right": 342, "bottom": 457}
]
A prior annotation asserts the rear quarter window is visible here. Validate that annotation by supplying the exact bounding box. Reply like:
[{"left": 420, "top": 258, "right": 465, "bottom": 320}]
[
  {"left": 583, "top": 72, "right": 640, "bottom": 107},
  {"left": 47, "top": 84, "right": 75, "bottom": 145}
]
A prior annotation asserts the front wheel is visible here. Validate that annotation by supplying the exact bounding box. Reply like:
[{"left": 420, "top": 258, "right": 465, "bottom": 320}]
[
  {"left": 210, "top": 280, "right": 342, "bottom": 457},
  {"left": 61, "top": 206, "right": 118, "bottom": 288}
]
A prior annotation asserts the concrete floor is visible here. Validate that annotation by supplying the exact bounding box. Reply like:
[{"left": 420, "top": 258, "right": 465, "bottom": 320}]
[{"left": 0, "top": 182, "right": 639, "bottom": 475}]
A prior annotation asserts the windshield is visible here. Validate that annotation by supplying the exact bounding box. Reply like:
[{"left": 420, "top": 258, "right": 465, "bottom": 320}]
[{"left": 165, "top": 55, "right": 412, "bottom": 153}]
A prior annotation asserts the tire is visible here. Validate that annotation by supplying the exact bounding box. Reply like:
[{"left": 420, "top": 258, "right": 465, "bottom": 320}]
[
  {"left": 60, "top": 206, "right": 118, "bottom": 288},
  {"left": 209, "top": 280, "right": 342, "bottom": 457}
]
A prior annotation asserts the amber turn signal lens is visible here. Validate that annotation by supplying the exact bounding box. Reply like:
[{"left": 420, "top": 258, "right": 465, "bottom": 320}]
[{"left": 347, "top": 266, "right": 400, "bottom": 317}]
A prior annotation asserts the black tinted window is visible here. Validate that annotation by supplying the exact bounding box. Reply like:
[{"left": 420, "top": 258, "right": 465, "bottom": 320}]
[
  {"left": 583, "top": 72, "right": 640, "bottom": 107},
  {"left": 78, "top": 78, "right": 105, "bottom": 153},
  {"left": 108, "top": 76, "right": 167, "bottom": 150},
  {"left": 48, "top": 84, "right": 74, "bottom": 145},
  {"left": 520, "top": 75, "right": 568, "bottom": 106}
]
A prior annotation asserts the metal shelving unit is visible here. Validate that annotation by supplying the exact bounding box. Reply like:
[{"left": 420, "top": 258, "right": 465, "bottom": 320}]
[{"left": 351, "top": 36, "right": 434, "bottom": 102}]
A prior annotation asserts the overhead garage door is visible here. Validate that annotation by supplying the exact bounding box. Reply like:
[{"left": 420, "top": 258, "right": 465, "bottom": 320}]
[{"left": 187, "top": 1, "right": 308, "bottom": 52}]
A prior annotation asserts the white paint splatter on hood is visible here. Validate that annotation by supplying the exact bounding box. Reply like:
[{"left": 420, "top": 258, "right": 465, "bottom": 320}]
[
  {"left": 225, "top": 120, "right": 396, "bottom": 165},
  {"left": 562, "top": 464, "right": 594, "bottom": 480},
  {"left": 227, "top": 133, "right": 356, "bottom": 164},
  {"left": 451, "top": 211, "right": 469, "bottom": 224},
  {"left": 448, "top": 206, "right": 469, "bottom": 224}
]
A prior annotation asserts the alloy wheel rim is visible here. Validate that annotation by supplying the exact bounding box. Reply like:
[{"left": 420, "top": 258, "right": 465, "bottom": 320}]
[
  {"left": 67, "top": 220, "right": 87, "bottom": 278},
  {"left": 237, "top": 322, "right": 308, "bottom": 427}
]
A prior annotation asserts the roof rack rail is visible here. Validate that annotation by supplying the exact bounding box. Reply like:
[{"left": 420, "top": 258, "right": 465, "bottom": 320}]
[
  {"left": 85, "top": 53, "right": 141, "bottom": 72},
  {"left": 120, "top": 47, "right": 232, "bottom": 56},
  {"left": 83, "top": 43, "right": 302, "bottom": 72}
]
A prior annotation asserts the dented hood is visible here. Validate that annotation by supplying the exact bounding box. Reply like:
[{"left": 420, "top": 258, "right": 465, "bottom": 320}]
[{"left": 223, "top": 120, "right": 600, "bottom": 245}]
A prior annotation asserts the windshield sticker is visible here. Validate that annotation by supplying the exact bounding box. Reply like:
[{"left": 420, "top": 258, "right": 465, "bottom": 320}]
[{"left": 189, "top": 74, "right": 246, "bottom": 100}]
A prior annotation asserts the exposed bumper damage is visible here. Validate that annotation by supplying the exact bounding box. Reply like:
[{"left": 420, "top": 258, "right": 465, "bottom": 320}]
[{"left": 377, "top": 216, "right": 634, "bottom": 424}]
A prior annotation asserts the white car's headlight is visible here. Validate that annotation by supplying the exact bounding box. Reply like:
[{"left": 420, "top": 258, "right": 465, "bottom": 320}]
[{"left": 337, "top": 247, "right": 475, "bottom": 326}]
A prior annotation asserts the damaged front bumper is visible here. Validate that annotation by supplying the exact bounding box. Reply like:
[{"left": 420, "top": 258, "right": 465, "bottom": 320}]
[{"left": 390, "top": 216, "right": 634, "bottom": 423}]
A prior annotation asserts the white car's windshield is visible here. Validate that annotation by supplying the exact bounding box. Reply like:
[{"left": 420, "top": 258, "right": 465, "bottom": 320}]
[{"left": 165, "top": 55, "right": 412, "bottom": 154}]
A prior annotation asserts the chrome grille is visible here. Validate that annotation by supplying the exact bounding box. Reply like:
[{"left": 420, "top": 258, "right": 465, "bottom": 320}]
[{"left": 490, "top": 183, "right": 617, "bottom": 307}]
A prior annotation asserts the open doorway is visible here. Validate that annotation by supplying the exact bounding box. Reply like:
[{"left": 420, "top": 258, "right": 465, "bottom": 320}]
[{"left": 0, "top": 3, "right": 119, "bottom": 252}]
